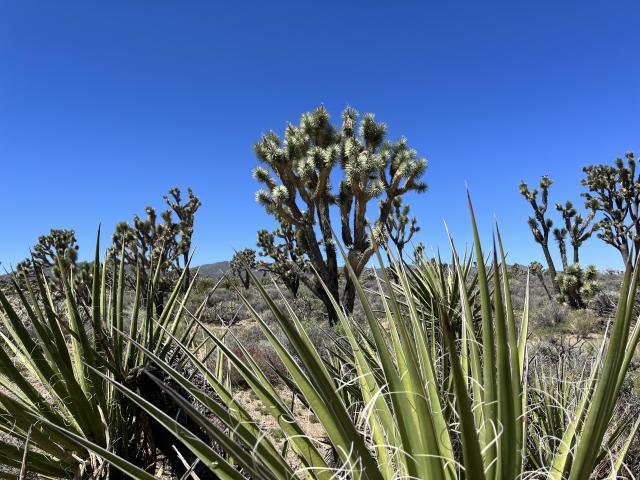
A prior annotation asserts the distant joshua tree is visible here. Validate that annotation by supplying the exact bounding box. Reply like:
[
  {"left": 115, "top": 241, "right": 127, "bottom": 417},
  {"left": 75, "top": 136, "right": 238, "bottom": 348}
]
[
  {"left": 230, "top": 248, "right": 257, "bottom": 290},
  {"left": 520, "top": 176, "right": 598, "bottom": 295},
  {"left": 257, "top": 223, "right": 303, "bottom": 298},
  {"left": 16, "top": 229, "right": 92, "bottom": 306},
  {"left": 386, "top": 197, "right": 420, "bottom": 262},
  {"left": 112, "top": 187, "right": 200, "bottom": 310},
  {"left": 520, "top": 176, "right": 560, "bottom": 293},
  {"left": 164, "top": 187, "right": 202, "bottom": 290},
  {"left": 253, "top": 106, "right": 427, "bottom": 324},
  {"left": 529, "top": 260, "right": 552, "bottom": 301}
]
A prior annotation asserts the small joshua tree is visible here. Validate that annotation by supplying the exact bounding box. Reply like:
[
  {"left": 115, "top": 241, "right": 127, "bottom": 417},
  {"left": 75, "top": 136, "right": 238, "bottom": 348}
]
[
  {"left": 529, "top": 260, "right": 552, "bottom": 301},
  {"left": 520, "top": 176, "right": 560, "bottom": 293},
  {"left": 230, "top": 248, "right": 257, "bottom": 290},
  {"left": 112, "top": 187, "right": 200, "bottom": 309},
  {"left": 386, "top": 197, "right": 420, "bottom": 262},
  {"left": 164, "top": 187, "right": 202, "bottom": 291},
  {"left": 17, "top": 229, "right": 92, "bottom": 306},
  {"left": 413, "top": 242, "right": 426, "bottom": 263},
  {"left": 556, "top": 264, "right": 600, "bottom": 309},
  {"left": 582, "top": 152, "right": 640, "bottom": 266},
  {"left": 253, "top": 106, "right": 427, "bottom": 323},
  {"left": 112, "top": 206, "right": 178, "bottom": 309},
  {"left": 554, "top": 200, "right": 599, "bottom": 267},
  {"left": 257, "top": 223, "right": 303, "bottom": 298}
]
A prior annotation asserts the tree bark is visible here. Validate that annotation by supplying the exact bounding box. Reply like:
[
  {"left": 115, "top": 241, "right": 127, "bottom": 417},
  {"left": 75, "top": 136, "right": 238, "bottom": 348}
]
[{"left": 542, "top": 244, "right": 561, "bottom": 294}]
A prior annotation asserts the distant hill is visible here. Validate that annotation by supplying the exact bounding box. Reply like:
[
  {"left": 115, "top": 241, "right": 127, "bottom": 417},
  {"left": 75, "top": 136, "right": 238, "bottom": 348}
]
[{"left": 195, "top": 261, "right": 231, "bottom": 279}]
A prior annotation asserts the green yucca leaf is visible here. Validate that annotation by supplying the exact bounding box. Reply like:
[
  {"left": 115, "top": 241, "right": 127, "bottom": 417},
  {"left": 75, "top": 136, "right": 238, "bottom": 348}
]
[
  {"left": 33, "top": 416, "right": 157, "bottom": 480},
  {"left": 467, "top": 192, "right": 498, "bottom": 476},
  {"left": 88, "top": 366, "right": 249, "bottom": 480},
  {"left": 568, "top": 258, "right": 639, "bottom": 480},
  {"left": 491, "top": 243, "right": 517, "bottom": 480},
  {"left": 608, "top": 414, "right": 640, "bottom": 479},
  {"left": 179, "top": 311, "right": 333, "bottom": 477},
  {"left": 242, "top": 264, "right": 384, "bottom": 480},
  {"left": 119, "top": 327, "right": 293, "bottom": 478}
]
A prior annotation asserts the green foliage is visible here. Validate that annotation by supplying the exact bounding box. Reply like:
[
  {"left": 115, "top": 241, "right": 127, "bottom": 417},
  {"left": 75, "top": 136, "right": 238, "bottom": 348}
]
[
  {"left": 230, "top": 248, "right": 257, "bottom": 289},
  {"left": 0, "top": 230, "right": 205, "bottom": 478},
  {"left": 567, "top": 308, "right": 599, "bottom": 339},
  {"left": 556, "top": 263, "right": 600, "bottom": 309},
  {"left": 66, "top": 198, "right": 640, "bottom": 479},
  {"left": 253, "top": 105, "right": 427, "bottom": 322}
]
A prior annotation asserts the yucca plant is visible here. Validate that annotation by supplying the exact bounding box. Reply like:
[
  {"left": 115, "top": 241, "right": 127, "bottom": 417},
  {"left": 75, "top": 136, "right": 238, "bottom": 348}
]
[
  {"left": 26, "top": 198, "right": 640, "bottom": 479},
  {"left": 0, "top": 229, "right": 212, "bottom": 478}
]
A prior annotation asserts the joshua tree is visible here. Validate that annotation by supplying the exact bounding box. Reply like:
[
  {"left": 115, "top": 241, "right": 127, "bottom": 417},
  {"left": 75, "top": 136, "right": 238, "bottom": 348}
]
[
  {"left": 230, "top": 248, "right": 257, "bottom": 290},
  {"left": 112, "top": 187, "right": 200, "bottom": 308},
  {"left": 253, "top": 106, "right": 427, "bottom": 323},
  {"left": 257, "top": 223, "right": 303, "bottom": 298},
  {"left": 413, "top": 242, "right": 426, "bottom": 263},
  {"left": 529, "top": 260, "right": 552, "bottom": 301},
  {"left": 520, "top": 176, "right": 560, "bottom": 293},
  {"left": 555, "top": 200, "right": 599, "bottom": 266},
  {"left": 556, "top": 264, "right": 600, "bottom": 309},
  {"left": 386, "top": 197, "right": 420, "bottom": 262},
  {"left": 112, "top": 206, "right": 180, "bottom": 311},
  {"left": 520, "top": 176, "right": 598, "bottom": 295},
  {"left": 17, "top": 229, "right": 92, "bottom": 306},
  {"left": 582, "top": 152, "right": 640, "bottom": 266},
  {"left": 164, "top": 187, "right": 202, "bottom": 291}
]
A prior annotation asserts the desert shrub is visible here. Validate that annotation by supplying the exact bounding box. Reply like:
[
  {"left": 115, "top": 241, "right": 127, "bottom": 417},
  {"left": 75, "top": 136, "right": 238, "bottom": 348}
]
[
  {"left": 590, "top": 290, "right": 617, "bottom": 318},
  {"left": 567, "top": 308, "right": 600, "bottom": 339},
  {"left": 530, "top": 299, "right": 570, "bottom": 328},
  {"left": 225, "top": 324, "right": 287, "bottom": 387}
]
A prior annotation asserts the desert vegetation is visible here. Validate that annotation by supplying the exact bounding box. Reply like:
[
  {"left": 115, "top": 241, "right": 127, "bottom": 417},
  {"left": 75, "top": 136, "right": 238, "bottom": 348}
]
[{"left": 1, "top": 108, "right": 640, "bottom": 479}]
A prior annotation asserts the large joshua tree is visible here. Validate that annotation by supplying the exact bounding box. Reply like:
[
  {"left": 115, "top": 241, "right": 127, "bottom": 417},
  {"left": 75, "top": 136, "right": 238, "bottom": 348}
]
[
  {"left": 582, "top": 151, "right": 640, "bottom": 266},
  {"left": 253, "top": 106, "right": 427, "bottom": 323}
]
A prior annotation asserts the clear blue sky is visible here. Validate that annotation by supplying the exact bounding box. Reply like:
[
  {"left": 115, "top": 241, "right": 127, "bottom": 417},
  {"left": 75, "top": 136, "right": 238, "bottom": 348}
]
[{"left": 2, "top": 1, "right": 638, "bottom": 270}]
